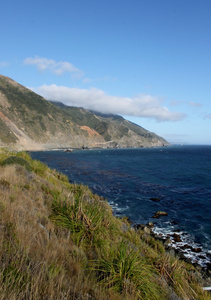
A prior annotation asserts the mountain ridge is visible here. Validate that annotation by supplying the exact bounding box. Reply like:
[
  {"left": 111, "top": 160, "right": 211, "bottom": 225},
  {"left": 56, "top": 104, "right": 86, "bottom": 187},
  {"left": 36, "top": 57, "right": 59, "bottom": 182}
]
[{"left": 0, "top": 75, "right": 169, "bottom": 150}]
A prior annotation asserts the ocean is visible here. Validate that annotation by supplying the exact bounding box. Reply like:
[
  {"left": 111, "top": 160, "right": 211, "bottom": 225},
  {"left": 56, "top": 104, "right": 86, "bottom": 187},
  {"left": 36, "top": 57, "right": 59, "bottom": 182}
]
[{"left": 31, "top": 145, "right": 211, "bottom": 267}]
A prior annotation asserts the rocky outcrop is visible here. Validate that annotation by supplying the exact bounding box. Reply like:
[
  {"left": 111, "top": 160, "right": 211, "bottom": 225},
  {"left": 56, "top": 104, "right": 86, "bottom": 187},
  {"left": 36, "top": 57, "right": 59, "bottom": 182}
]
[{"left": 152, "top": 211, "right": 168, "bottom": 218}]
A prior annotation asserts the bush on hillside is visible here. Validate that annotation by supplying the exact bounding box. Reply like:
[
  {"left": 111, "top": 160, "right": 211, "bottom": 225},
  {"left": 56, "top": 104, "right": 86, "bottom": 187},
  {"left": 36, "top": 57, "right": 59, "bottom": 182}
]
[{"left": 2, "top": 156, "right": 32, "bottom": 171}]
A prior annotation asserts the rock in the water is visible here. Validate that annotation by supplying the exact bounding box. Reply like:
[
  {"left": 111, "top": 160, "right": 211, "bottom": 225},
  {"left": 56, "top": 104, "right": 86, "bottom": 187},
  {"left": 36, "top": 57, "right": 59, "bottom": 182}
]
[
  {"left": 192, "top": 247, "right": 202, "bottom": 253},
  {"left": 150, "top": 197, "right": 161, "bottom": 202},
  {"left": 173, "top": 233, "right": 182, "bottom": 243},
  {"left": 153, "top": 211, "right": 168, "bottom": 218},
  {"left": 170, "top": 220, "right": 179, "bottom": 225},
  {"left": 180, "top": 244, "right": 191, "bottom": 250},
  {"left": 172, "top": 229, "right": 181, "bottom": 233},
  {"left": 148, "top": 222, "right": 154, "bottom": 228},
  {"left": 64, "top": 148, "right": 73, "bottom": 153}
]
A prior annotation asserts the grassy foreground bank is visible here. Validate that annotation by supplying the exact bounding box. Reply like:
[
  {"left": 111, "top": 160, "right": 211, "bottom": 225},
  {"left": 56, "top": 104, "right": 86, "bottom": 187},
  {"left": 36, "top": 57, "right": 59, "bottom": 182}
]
[{"left": 0, "top": 149, "right": 209, "bottom": 300}]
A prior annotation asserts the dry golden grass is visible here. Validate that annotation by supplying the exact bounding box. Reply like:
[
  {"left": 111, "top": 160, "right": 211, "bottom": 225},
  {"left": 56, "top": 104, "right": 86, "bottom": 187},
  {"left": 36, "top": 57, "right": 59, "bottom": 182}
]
[{"left": 0, "top": 157, "right": 119, "bottom": 299}]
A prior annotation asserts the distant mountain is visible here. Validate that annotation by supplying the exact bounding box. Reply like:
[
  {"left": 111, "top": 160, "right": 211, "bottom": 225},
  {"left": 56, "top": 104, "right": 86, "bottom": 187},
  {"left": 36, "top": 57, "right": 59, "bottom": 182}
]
[{"left": 0, "top": 75, "right": 169, "bottom": 150}]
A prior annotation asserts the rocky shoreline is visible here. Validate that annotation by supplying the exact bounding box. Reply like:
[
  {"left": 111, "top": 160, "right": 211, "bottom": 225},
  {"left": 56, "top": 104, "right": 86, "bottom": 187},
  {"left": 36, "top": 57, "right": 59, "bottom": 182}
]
[
  {"left": 131, "top": 219, "right": 211, "bottom": 287},
  {"left": 145, "top": 198, "right": 211, "bottom": 270}
]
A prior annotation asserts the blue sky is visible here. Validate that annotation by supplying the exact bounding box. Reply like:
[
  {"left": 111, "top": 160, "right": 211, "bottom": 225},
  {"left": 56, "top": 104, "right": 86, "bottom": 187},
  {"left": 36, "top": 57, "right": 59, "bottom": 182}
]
[{"left": 0, "top": 0, "right": 210, "bottom": 144}]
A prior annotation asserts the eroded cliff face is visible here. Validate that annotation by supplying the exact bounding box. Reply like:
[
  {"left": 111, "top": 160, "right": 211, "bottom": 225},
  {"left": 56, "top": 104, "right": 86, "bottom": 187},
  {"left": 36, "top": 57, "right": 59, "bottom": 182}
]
[{"left": 0, "top": 75, "right": 169, "bottom": 150}]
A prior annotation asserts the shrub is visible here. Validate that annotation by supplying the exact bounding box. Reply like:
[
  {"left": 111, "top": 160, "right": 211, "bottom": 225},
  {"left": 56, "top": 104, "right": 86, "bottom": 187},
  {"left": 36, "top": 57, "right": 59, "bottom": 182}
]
[
  {"left": 2, "top": 156, "right": 32, "bottom": 171},
  {"left": 50, "top": 188, "right": 116, "bottom": 251},
  {"left": 30, "top": 159, "right": 48, "bottom": 176},
  {"left": 96, "top": 241, "right": 163, "bottom": 299}
]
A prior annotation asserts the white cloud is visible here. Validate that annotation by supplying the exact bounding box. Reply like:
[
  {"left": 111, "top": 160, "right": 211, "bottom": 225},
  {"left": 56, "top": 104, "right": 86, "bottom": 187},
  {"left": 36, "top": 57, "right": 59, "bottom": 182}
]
[
  {"left": 23, "top": 56, "right": 83, "bottom": 78},
  {"left": 34, "top": 84, "right": 186, "bottom": 122},
  {"left": 0, "top": 61, "right": 9, "bottom": 67}
]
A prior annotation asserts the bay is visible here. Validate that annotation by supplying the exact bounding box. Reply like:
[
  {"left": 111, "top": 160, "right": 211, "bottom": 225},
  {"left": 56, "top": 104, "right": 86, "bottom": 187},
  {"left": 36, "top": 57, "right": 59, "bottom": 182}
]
[{"left": 31, "top": 145, "right": 211, "bottom": 267}]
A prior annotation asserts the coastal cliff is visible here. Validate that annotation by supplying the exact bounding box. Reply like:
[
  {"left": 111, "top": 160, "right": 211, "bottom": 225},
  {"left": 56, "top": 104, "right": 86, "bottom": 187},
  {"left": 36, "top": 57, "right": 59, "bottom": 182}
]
[
  {"left": 0, "top": 75, "right": 169, "bottom": 151},
  {"left": 0, "top": 148, "right": 208, "bottom": 299}
]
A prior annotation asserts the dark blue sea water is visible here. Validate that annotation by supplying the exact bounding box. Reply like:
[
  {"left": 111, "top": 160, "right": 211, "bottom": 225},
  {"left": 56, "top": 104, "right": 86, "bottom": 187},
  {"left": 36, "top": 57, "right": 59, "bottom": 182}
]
[{"left": 31, "top": 145, "right": 211, "bottom": 267}]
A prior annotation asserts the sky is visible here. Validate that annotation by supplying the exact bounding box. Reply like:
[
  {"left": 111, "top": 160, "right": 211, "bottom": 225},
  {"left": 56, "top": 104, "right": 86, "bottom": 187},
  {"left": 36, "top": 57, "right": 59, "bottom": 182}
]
[{"left": 0, "top": 0, "right": 211, "bottom": 144}]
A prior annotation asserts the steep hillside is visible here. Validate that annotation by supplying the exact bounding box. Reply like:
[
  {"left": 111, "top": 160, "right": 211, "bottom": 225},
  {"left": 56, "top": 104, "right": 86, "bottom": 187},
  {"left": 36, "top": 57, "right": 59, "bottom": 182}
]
[
  {"left": 0, "top": 148, "right": 208, "bottom": 299},
  {"left": 0, "top": 75, "right": 169, "bottom": 150},
  {"left": 52, "top": 103, "right": 168, "bottom": 148}
]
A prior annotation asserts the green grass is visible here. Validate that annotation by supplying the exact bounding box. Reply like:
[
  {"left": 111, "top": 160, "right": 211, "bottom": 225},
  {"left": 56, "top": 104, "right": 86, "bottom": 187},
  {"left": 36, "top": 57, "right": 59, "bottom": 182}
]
[
  {"left": 2, "top": 156, "right": 32, "bottom": 171},
  {"left": 50, "top": 185, "right": 118, "bottom": 250},
  {"left": 95, "top": 241, "right": 164, "bottom": 299}
]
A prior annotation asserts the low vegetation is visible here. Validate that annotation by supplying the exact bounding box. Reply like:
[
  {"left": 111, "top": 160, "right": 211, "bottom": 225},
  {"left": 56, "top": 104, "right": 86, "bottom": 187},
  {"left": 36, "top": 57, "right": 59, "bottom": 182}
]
[{"left": 0, "top": 148, "right": 209, "bottom": 299}]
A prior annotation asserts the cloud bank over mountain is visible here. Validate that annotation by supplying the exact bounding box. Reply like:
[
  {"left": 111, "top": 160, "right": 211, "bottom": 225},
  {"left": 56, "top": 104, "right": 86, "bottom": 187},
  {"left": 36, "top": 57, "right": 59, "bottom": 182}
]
[{"left": 34, "top": 84, "right": 186, "bottom": 122}]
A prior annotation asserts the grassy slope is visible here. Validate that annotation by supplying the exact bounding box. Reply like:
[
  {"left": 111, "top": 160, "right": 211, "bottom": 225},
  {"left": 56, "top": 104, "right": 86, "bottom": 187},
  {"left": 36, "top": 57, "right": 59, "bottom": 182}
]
[
  {"left": 0, "top": 149, "right": 208, "bottom": 300},
  {"left": 0, "top": 76, "right": 84, "bottom": 143}
]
